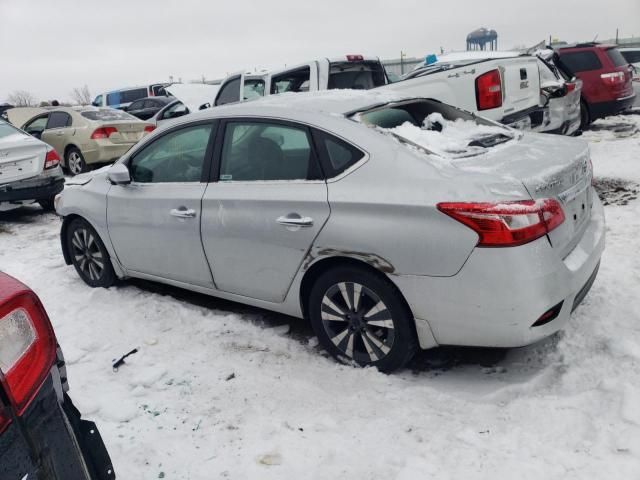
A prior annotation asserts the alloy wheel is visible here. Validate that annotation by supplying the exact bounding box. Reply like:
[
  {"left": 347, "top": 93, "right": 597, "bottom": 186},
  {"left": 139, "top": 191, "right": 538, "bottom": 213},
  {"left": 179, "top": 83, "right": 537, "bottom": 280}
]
[
  {"left": 68, "top": 152, "right": 83, "bottom": 175},
  {"left": 70, "top": 227, "right": 105, "bottom": 281},
  {"left": 320, "top": 282, "right": 395, "bottom": 364}
]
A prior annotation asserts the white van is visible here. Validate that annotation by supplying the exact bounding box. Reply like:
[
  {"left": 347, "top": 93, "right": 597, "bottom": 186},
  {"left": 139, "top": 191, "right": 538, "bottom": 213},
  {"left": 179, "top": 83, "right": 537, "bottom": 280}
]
[{"left": 92, "top": 83, "right": 171, "bottom": 110}]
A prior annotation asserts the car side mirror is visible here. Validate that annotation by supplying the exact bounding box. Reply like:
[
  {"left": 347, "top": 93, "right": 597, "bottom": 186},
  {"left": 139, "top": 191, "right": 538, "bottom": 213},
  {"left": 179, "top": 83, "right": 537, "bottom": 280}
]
[{"left": 108, "top": 163, "right": 131, "bottom": 185}]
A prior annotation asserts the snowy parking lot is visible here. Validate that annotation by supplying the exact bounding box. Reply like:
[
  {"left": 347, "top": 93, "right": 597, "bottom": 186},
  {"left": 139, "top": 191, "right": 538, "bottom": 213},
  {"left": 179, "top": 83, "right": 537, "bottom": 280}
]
[{"left": 1, "top": 114, "right": 640, "bottom": 479}]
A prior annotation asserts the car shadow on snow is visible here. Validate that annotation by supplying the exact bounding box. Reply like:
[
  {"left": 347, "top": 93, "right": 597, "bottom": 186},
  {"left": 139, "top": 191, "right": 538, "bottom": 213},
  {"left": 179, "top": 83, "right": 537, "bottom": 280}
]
[
  {"left": 0, "top": 205, "right": 55, "bottom": 232},
  {"left": 128, "top": 277, "right": 561, "bottom": 379}
]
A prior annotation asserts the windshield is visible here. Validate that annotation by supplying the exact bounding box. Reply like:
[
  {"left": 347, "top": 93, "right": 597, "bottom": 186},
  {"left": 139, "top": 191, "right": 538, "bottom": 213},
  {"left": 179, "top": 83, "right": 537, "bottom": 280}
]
[
  {"left": 328, "top": 61, "right": 387, "bottom": 90},
  {"left": 355, "top": 99, "right": 514, "bottom": 158},
  {"left": 81, "top": 108, "right": 138, "bottom": 121}
]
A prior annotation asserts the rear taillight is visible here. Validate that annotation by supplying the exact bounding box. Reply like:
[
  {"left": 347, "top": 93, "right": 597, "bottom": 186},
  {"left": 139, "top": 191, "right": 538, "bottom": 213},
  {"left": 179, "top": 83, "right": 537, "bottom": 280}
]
[
  {"left": 437, "top": 199, "right": 565, "bottom": 247},
  {"left": 144, "top": 125, "right": 156, "bottom": 134},
  {"left": 475, "top": 69, "right": 503, "bottom": 111},
  {"left": 600, "top": 71, "right": 625, "bottom": 86},
  {"left": 565, "top": 82, "right": 576, "bottom": 93},
  {"left": 44, "top": 149, "right": 61, "bottom": 169},
  {"left": 90, "top": 126, "right": 118, "bottom": 139},
  {"left": 346, "top": 54, "right": 364, "bottom": 62},
  {"left": 0, "top": 289, "right": 56, "bottom": 417}
]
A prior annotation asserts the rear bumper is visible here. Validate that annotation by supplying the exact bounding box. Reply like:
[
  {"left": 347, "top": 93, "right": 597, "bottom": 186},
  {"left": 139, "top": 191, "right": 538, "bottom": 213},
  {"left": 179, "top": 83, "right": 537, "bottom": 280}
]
[
  {"left": 0, "top": 375, "right": 114, "bottom": 480},
  {"left": 0, "top": 173, "right": 64, "bottom": 203},
  {"left": 396, "top": 191, "right": 606, "bottom": 348},
  {"left": 588, "top": 93, "right": 637, "bottom": 119}
]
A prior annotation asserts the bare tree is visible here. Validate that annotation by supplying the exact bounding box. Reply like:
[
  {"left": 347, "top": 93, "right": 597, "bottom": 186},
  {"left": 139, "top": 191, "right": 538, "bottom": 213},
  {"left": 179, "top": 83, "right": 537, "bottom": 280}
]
[
  {"left": 70, "top": 85, "right": 92, "bottom": 106},
  {"left": 7, "top": 90, "right": 37, "bottom": 107}
]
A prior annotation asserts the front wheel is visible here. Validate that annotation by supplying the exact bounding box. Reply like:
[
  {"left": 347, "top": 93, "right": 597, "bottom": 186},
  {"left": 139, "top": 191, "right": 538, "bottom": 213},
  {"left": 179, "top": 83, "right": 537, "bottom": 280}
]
[
  {"left": 308, "top": 266, "right": 417, "bottom": 373},
  {"left": 65, "top": 218, "right": 116, "bottom": 287}
]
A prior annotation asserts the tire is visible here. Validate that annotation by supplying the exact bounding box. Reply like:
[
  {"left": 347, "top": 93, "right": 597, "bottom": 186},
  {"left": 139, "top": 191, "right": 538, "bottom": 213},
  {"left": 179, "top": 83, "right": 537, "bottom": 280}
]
[
  {"left": 66, "top": 147, "right": 87, "bottom": 176},
  {"left": 308, "top": 265, "right": 418, "bottom": 373},
  {"left": 38, "top": 197, "right": 55, "bottom": 211},
  {"left": 65, "top": 218, "right": 116, "bottom": 288},
  {"left": 580, "top": 100, "right": 591, "bottom": 130}
]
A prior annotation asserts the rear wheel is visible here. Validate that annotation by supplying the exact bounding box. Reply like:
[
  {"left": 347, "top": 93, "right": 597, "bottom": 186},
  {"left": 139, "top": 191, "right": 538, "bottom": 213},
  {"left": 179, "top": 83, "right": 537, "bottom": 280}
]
[
  {"left": 66, "top": 148, "right": 87, "bottom": 176},
  {"left": 65, "top": 218, "right": 115, "bottom": 288},
  {"left": 38, "top": 197, "right": 55, "bottom": 211},
  {"left": 580, "top": 100, "right": 591, "bottom": 130},
  {"left": 308, "top": 266, "right": 417, "bottom": 373}
]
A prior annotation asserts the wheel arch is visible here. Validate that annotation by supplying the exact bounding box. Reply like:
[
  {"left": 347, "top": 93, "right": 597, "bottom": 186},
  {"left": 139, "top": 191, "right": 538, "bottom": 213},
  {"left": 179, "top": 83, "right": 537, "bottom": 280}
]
[
  {"left": 60, "top": 214, "right": 116, "bottom": 271},
  {"left": 299, "top": 255, "right": 416, "bottom": 326}
]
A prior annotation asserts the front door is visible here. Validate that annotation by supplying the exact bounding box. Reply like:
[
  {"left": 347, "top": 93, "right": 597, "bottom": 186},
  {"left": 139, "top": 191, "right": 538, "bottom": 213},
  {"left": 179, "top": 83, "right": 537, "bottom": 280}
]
[
  {"left": 201, "top": 119, "right": 330, "bottom": 303},
  {"left": 107, "top": 122, "right": 216, "bottom": 287}
]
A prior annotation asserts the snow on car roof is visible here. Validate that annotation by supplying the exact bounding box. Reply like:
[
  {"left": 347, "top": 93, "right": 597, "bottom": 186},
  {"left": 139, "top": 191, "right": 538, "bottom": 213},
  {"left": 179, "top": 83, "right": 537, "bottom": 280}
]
[{"left": 435, "top": 50, "right": 527, "bottom": 63}]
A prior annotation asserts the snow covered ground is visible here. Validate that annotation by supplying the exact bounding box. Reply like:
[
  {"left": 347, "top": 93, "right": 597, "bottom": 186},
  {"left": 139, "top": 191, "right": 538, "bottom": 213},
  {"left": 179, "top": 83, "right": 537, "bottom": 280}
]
[{"left": 1, "top": 114, "right": 640, "bottom": 479}]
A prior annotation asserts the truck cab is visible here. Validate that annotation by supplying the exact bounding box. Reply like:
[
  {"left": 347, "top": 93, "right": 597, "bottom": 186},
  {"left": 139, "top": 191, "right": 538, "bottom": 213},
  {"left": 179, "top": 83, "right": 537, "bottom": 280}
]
[{"left": 214, "top": 55, "right": 388, "bottom": 106}]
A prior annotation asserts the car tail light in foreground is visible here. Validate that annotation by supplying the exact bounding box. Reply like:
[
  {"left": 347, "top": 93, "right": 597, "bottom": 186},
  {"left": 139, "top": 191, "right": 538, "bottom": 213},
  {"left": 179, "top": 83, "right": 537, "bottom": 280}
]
[
  {"left": 475, "top": 69, "right": 503, "bottom": 110},
  {"left": 437, "top": 199, "right": 565, "bottom": 247},
  {"left": 144, "top": 125, "right": 156, "bottom": 134},
  {"left": 600, "top": 71, "right": 626, "bottom": 87},
  {"left": 90, "top": 126, "right": 118, "bottom": 139},
  {"left": 44, "top": 149, "right": 61, "bottom": 169},
  {"left": 565, "top": 82, "right": 576, "bottom": 93},
  {"left": 0, "top": 278, "right": 56, "bottom": 423}
]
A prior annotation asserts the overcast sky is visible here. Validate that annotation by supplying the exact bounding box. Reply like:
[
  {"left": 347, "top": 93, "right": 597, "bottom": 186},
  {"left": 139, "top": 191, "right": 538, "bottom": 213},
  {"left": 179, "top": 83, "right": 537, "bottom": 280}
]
[{"left": 1, "top": 0, "right": 638, "bottom": 103}]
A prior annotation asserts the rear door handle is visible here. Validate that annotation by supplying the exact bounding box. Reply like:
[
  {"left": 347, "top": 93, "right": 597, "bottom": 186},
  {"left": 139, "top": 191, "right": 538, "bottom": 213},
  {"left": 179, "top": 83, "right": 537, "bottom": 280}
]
[
  {"left": 276, "top": 214, "right": 314, "bottom": 228},
  {"left": 170, "top": 207, "right": 196, "bottom": 218}
]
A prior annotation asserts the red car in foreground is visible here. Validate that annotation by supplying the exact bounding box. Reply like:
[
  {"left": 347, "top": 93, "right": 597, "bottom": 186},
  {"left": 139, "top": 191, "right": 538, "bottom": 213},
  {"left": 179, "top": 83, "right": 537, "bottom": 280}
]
[
  {"left": 554, "top": 43, "right": 636, "bottom": 127},
  {"left": 0, "top": 272, "right": 115, "bottom": 479}
]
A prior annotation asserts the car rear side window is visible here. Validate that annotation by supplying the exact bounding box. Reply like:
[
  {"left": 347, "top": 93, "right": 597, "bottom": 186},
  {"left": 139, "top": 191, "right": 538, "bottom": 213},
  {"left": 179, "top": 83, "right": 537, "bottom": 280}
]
[
  {"left": 313, "top": 130, "right": 365, "bottom": 177},
  {"left": 328, "top": 61, "right": 387, "bottom": 90},
  {"left": 219, "top": 121, "right": 321, "bottom": 181},
  {"left": 129, "top": 124, "right": 213, "bottom": 183},
  {"left": 557, "top": 51, "right": 602, "bottom": 73},
  {"left": 46, "top": 111, "right": 71, "bottom": 129},
  {"left": 216, "top": 76, "right": 241, "bottom": 106},
  {"left": 121, "top": 88, "right": 148, "bottom": 104},
  {"left": 606, "top": 48, "right": 630, "bottom": 67}
]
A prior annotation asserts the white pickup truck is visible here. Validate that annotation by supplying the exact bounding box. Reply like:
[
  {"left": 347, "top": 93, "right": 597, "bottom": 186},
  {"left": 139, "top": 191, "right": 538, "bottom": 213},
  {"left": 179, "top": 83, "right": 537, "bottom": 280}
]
[
  {"left": 213, "top": 55, "right": 389, "bottom": 106},
  {"left": 380, "top": 51, "right": 581, "bottom": 135}
]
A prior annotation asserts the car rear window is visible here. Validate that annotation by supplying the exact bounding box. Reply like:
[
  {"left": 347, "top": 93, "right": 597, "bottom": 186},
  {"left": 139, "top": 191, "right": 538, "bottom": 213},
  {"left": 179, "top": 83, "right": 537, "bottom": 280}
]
[
  {"left": 81, "top": 109, "right": 137, "bottom": 121},
  {"left": 328, "top": 61, "right": 387, "bottom": 90},
  {"left": 606, "top": 48, "right": 630, "bottom": 67},
  {"left": 557, "top": 51, "right": 603, "bottom": 73}
]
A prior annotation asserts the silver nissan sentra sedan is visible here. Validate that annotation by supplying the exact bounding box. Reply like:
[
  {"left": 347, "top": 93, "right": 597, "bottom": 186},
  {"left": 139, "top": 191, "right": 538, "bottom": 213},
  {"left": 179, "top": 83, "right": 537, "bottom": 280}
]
[{"left": 55, "top": 90, "right": 605, "bottom": 372}]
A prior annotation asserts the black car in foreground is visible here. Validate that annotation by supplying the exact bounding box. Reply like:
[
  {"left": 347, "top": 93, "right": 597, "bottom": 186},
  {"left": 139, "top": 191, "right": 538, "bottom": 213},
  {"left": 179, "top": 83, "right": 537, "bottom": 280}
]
[
  {"left": 124, "top": 96, "right": 174, "bottom": 120},
  {"left": 0, "top": 273, "right": 115, "bottom": 480}
]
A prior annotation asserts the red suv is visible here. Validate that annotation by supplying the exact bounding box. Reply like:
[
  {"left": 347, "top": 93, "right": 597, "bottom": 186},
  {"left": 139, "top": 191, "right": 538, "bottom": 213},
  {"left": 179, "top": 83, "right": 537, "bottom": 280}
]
[{"left": 554, "top": 43, "right": 636, "bottom": 128}]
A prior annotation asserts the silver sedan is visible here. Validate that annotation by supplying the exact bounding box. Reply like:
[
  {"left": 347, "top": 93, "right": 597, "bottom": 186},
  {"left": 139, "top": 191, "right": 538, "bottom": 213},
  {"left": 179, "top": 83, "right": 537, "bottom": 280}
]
[{"left": 55, "top": 90, "right": 605, "bottom": 372}]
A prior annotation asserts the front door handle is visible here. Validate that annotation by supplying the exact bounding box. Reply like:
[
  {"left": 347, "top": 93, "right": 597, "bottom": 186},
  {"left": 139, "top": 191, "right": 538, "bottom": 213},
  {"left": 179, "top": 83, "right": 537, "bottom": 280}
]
[
  {"left": 276, "top": 214, "right": 314, "bottom": 229},
  {"left": 170, "top": 207, "right": 196, "bottom": 218}
]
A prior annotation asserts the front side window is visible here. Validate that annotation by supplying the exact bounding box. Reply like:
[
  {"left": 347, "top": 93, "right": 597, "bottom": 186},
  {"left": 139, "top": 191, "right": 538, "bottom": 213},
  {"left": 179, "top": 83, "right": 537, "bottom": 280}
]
[
  {"left": 215, "top": 76, "right": 241, "bottom": 106},
  {"left": 24, "top": 115, "right": 48, "bottom": 134},
  {"left": 270, "top": 67, "right": 311, "bottom": 94},
  {"left": 92, "top": 95, "right": 103, "bottom": 107},
  {"left": 128, "top": 100, "right": 145, "bottom": 111},
  {"left": 129, "top": 124, "right": 213, "bottom": 183},
  {"left": 106, "top": 92, "right": 121, "bottom": 106},
  {"left": 46, "top": 111, "right": 71, "bottom": 129},
  {"left": 219, "top": 121, "right": 320, "bottom": 181}
]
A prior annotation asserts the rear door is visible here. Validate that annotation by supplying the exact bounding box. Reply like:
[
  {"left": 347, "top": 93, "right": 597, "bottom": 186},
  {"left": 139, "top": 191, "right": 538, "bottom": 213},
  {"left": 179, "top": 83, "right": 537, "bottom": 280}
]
[
  {"left": 107, "top": 121, "right": 217, "bottom": 286},
  {"left": 40, "top": 111, "right": 74, "bottom": 156},
  {"left": 200, "top": 118, "right": 330, "bottom": 302}
]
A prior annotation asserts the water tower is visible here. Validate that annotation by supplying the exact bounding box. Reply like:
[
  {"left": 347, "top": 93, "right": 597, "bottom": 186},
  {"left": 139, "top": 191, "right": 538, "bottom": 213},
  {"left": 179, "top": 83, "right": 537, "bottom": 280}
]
[{"left": 466, "top": 28, "right": 498, "bottom": 51}]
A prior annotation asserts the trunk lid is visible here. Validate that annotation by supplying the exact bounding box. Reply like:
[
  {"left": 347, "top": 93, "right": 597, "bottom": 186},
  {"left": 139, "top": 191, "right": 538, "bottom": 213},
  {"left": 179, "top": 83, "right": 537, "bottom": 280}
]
[
  {"left": 0, "top": 124, "right": 46, "bottom": 185},
  {"left": 452, "top": 133, "right": 593, "bottom": 257},
  {"left": 101, "top": 120, "right": 148, "bottom": 144}
]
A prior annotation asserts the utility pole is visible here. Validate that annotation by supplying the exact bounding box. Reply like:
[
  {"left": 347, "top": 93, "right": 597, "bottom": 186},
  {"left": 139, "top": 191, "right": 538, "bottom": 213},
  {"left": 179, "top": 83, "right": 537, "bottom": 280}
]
[
  {"left": 400, "top": 50, "right": 406, "bottom": 75},
  {"left": 616, "top": 28, "right": 619, "bottom": 45}
]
